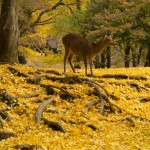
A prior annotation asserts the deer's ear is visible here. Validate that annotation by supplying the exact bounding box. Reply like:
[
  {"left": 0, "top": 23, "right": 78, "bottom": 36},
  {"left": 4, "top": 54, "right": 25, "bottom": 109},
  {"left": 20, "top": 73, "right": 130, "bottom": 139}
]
[{"left": 104, "top": 35, "right": 107, "bottom": 38}]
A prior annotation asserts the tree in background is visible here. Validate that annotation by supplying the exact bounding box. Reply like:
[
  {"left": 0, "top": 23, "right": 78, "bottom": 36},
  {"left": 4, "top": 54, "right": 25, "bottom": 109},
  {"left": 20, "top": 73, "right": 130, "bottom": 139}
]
[
  {"left": 0, "top": 0, "right": 19, "bottom": 63},
  {"left": 135, "top": 1, "right": 150, "bottom": 67},
  {"left": 56, "top": 0, "right": 150, "bottom": 68}
]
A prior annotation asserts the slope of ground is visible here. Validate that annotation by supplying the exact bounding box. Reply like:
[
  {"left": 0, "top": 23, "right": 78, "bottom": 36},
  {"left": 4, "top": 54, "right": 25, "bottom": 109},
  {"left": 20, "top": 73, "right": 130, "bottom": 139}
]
[{"left": 0, "top": 65, "right": 149, "bottom": 150}]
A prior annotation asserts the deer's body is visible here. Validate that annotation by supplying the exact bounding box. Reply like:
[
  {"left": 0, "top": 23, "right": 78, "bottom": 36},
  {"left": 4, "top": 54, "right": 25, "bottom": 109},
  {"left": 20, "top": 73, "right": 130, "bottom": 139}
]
[{"left": 62, "top": 33, "right": 116, "bottom": 75}]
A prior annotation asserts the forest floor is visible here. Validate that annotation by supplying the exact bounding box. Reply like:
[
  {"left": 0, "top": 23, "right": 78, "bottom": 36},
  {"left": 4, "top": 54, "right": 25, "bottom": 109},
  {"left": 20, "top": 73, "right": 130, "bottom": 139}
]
[{"left": 0, "top": 64, "right": 150, "bottom": 150}]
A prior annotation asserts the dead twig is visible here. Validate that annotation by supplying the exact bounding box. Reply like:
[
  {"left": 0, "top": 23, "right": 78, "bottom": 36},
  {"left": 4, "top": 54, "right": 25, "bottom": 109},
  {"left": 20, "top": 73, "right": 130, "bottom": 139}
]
[{"left": 35, "top": 96, "right": 55, "bottom": 124}]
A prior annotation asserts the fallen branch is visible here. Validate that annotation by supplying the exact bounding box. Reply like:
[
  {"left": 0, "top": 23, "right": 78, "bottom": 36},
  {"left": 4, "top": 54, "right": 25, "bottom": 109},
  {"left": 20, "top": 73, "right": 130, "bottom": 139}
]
[
  {"left": 42, "top": 118, "right": 66, "bottom": 133},
  {"left": 35, "top": 96, "right": 55, "bottom": 124},
  {"left": 7, "top": 66, "right": 28, "bottom": 77}
]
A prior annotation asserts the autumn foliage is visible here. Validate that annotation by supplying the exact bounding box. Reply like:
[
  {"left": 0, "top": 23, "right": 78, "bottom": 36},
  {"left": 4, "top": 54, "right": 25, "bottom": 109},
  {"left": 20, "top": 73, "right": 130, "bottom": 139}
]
[{"left": 0, "top": 65, "right": 149, "bottom": 149}]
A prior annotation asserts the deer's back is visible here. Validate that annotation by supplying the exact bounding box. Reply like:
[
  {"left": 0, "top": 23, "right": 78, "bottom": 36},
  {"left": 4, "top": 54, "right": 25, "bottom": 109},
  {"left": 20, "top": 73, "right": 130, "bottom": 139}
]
[{"left": 62, "top": 33, "right": 92, "bottom": 56}]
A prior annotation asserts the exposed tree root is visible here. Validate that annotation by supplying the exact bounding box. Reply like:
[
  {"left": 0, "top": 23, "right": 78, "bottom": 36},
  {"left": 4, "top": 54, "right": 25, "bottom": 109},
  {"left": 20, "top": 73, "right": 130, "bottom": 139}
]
[
  {"left": 85, "top": 80, "right": 115, "bottom": 115},
  {"left": 139, "top": 97, "right": 150, "bottom": 103},
  {"left": 145, "top": 83, "right": 150, "bottom": 88},
  {"left": 15, "top": 93, "right": 39, "bottom": 99},
  {"left": 97, "top": 80, "right": 149, "bottom": 92},
  {"left": 129, "top": 114, "right": 150, "bottom": 122},
  {"left": 99, "top": 74, "right": 147, "bottom": 80},
  {"left": 45, "top": 109, "right": 59, "bottom": 113},
  {"left": 27, "top": 74, "right": 49, "bottom": 84},
  {"left": 0, "top": 111, "right": 11, "bottom": 121},
  {"left": 41, "top": 84, "right": 76, "bottom": 99},
  {"left": 45, "top": 76, "right": 83, "bottom": 84},
  {"left": 37, "top": 69, "right": 62, "bottom": 76},
  {"left": 87, "top": 124, "right": 97, "bottom": 131},
  {"left": 0, "top": 117, "right": 3, "bottom": 128},
  {"left": 127, "top": 82, "right": 142, "bottom": 92},
  {"left": 45, "top": 70, "right": 62, "bottom": 75},
  {"left": 0, "top": 131, "right": 14, "bottom": 140},
  {"left": 13, "top": 144, "right": 42, "bottom": 150},
  {"left": 99, "top": 117, "right": 135, "bottom": 127},
  {"left": 85, "top": 100, "right": 100, "bottom": 112},
  {"left": 0, "top": 89, "right": 17, "bottom": 107},
  {"left": 7, "top": 66, "right": 28, "bottom": 77},
  {"left": 42, "top": 118, "right": 66, "bottom": 133},
  {"left": 35, "top": 96, "right": 55, "bottom": 124},
  {"left": 60, "top": 118, "right": 76, "bottom": 124}
]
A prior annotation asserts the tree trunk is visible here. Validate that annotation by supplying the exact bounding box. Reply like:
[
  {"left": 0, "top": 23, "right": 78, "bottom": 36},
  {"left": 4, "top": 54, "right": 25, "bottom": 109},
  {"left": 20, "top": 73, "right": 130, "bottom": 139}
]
[
  {"left": 0, "top": 0, "right": 2, "bottom": 15},
  {"left": 94, "top": 55, "right": 100, "bottom": 68},
  {"left": 137, "top": 46, "right": 142, "bottom": 65},
  {"left": 131, "top": 47, "right": 137, "bottom": 67},
  {"left": 144, "top": 44, "right": 150, "bottom": 67},
  {"left": 124, "top": 45, "right": 130, "bottom": 68},
  {"left": 0, "top": 0, "right": 19, "bottom": 64},
  {"left": 101, "top": 53, "right": 106, "bottom": 68},
  {"left": 106, "top": 47, "right": 111, "bottom": 68},
  {"left": 75, "top": 0, "right": 81, "bottom": 10}
]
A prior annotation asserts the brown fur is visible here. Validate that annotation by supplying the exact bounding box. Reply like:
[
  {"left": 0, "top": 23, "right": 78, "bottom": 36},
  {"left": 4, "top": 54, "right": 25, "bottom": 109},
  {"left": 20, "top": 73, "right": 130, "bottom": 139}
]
[{"left": 62, "top": 33, "right": 117, "bottom": 75}]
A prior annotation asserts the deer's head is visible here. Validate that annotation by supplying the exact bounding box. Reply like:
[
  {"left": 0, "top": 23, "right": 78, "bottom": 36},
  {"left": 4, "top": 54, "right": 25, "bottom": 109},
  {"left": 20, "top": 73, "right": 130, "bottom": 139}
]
[{"left": 102, "top": 35, "right": 117, "bottom": 46}]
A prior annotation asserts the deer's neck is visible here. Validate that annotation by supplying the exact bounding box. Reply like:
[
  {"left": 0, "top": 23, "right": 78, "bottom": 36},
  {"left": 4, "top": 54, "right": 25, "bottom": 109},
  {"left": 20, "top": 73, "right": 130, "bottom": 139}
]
[{"left": 94, "top": 40, "right": 107, "bottom": 54}]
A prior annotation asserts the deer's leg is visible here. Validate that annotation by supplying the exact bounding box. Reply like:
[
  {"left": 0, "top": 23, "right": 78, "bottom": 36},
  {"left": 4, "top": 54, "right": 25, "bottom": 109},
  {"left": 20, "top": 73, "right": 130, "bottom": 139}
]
[
  {"left": 83, "top": 56, "right": 87, "bottom": 75},
  {"left": 68, "top": 54, "right": 75, "bottom": 73},
  {"left": 64, "top": 47, "right": 70, "bottom": 75},
  {"left": 89, "top": 58, "right": 93, "bottom": 76}
]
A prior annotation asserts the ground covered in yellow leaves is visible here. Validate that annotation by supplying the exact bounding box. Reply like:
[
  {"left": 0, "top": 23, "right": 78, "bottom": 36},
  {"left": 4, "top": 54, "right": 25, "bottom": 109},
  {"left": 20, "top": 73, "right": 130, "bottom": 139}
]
[{"left": 0, "top": 65, "right": 149, "bottom": 150}]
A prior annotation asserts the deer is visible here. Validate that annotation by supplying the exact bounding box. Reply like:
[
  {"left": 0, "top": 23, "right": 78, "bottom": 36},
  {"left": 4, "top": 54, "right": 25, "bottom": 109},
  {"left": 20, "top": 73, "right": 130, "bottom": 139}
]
[{"left": 62, "top": 33, "right": 117, "bottom": 76}]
